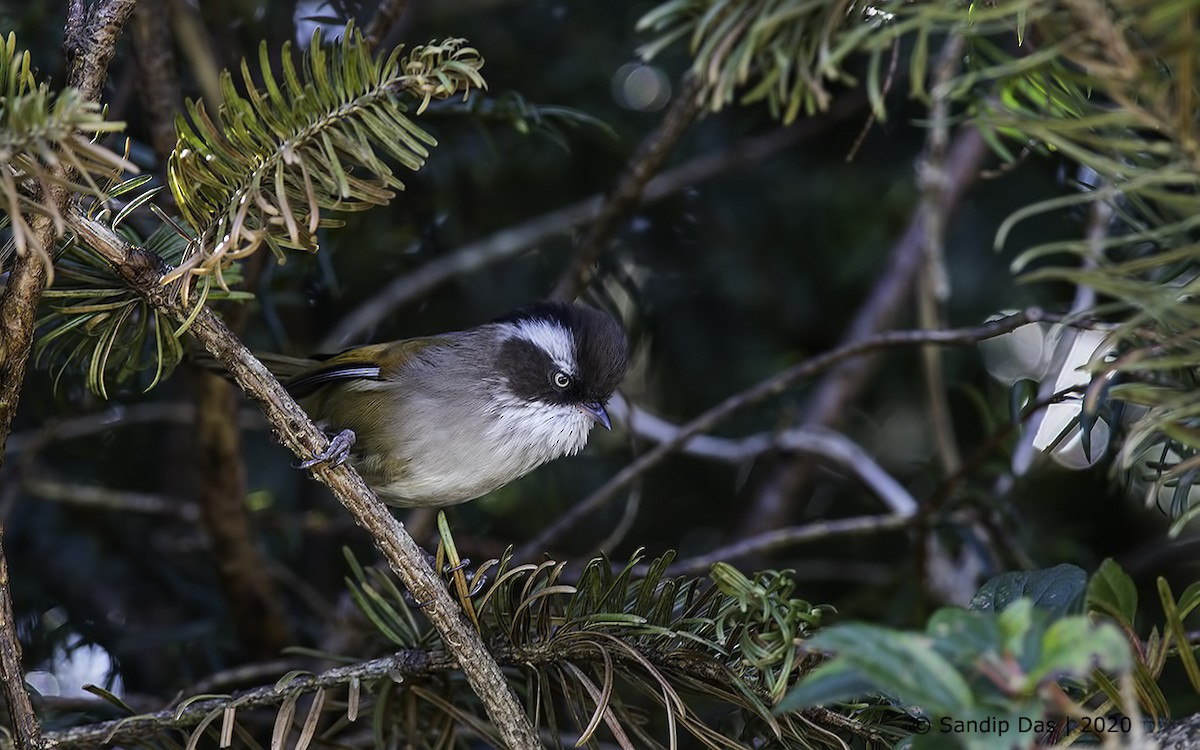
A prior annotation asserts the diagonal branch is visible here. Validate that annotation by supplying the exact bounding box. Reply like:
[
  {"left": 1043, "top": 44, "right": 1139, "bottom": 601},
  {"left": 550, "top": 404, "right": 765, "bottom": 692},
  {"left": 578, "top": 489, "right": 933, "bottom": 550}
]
[{"left": 66, "top": 214, "right": 542, "bottom": 750}]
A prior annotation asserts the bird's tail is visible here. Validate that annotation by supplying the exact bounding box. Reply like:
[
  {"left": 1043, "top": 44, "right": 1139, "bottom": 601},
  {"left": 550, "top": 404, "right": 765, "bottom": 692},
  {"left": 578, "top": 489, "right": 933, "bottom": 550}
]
[{"left": 190, "top": 349, "right": 319, "bottom": 383}]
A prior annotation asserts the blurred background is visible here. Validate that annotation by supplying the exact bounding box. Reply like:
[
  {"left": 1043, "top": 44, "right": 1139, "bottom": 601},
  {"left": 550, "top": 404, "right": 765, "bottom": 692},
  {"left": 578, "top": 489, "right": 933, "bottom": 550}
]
[{"left": 1, "top": 0, "right": 1189, "bottom": 716}]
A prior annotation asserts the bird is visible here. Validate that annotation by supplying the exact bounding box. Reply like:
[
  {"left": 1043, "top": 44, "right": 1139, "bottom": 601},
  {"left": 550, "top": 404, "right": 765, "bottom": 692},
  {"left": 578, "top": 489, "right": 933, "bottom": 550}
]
[{"left": 266, "top": 301, "right": 629, "bottom": 507}]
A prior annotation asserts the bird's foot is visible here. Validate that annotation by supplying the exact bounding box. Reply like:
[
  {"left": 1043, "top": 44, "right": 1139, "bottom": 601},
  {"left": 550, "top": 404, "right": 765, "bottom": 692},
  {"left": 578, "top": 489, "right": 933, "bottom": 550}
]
[{"left": 296, "top": 429, "right": 356, "bottom": 469}]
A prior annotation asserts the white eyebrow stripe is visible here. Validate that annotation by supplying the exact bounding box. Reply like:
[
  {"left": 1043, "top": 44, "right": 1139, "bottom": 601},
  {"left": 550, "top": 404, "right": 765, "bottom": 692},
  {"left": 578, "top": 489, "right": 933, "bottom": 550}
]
[{"left": 510, "top": 319, "right": 575, "bottom": 372}]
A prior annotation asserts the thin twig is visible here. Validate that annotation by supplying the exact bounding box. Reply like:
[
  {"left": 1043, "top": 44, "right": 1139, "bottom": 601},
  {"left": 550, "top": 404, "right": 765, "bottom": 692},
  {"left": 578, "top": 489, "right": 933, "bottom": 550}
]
[
  {"left": 652, "top": 514, "right": 914, "bottom": 578},
  {"left": 21, "top": 478, "right": 201, "bottom": 521},
  {"left": 5, "top": 402, "right": 261, "bottom": 456},
  {"left": 516, "top": 308, "right": 1055, "bottom": 560},
  {"left": 66, "top": 213, "right": 542, "bottom": 750},
  {"left": 319, "top": 93, "right": 866, "bottom": 349},
  {"left": 549, "top": 76, "right": 703, "bottom": 302},
  {"left": 181, "top": 658, "right": 314, "bottom": 696},
  {"left": 609, "top": 394, "right": 917, "bottom": 516}
]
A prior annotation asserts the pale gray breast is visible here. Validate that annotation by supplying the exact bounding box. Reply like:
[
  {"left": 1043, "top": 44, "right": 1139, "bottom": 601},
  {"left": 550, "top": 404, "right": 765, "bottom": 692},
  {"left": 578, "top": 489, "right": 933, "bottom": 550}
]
[{"left": 371, "top": 329, "right": 531, "bottom": 505}]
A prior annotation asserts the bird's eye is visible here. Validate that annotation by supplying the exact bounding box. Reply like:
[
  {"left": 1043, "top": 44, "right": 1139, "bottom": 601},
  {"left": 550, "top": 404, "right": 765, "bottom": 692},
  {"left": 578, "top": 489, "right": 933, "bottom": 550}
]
[{"left": 553, "top": 371, "right": 572, "bottom": 389}]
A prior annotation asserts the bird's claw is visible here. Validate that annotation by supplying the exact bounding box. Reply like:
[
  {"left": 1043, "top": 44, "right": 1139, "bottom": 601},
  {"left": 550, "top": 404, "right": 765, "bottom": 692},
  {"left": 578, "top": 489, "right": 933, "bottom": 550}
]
[{"left": 296, "top": 429, "right": 356, "bottom": 470}]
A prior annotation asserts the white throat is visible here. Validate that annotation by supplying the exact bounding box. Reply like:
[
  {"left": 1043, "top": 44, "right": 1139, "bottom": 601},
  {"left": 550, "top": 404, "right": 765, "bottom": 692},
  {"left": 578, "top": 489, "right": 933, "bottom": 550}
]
[{"left": 483, "top": 391, "right": 594, "bottom": 474}]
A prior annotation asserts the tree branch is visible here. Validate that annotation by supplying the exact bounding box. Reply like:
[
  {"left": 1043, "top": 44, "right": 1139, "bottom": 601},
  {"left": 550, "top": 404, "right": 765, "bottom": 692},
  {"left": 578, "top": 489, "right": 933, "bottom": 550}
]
[
  {"left": 609, "top": 394, "right": 917, "bottom": 516},
  {"left": 64, "top": 0, "right": 139, "bottom": 103},
  {"left": 42, "top": 648, "right": 453, "bottom": 750},
  {"left": 41, "top": 631, "right": 870, "bottom": 750},
  {"left": 0, "top": 526, "right": 42, "bottom": 750},
  {"left": 66, "top": 213, "right": 542, "bottom": 749},
  {"left": 549, "top": 75, "right": 703, "bottom": 301},
  {"left": 21, "top": 477, "right": 201, "bottom": 521},
  {"left": 515, "top": 308, "right": 1053, "bottom": 560},
  {"left": 653, "top": 514, "right": 914, "bottom": 578}
]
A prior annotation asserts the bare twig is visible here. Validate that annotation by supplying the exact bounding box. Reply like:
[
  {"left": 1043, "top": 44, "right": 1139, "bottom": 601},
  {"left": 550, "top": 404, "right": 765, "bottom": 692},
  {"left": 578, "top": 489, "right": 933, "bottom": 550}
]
[
  {"left": 653, "top": 514, "right": 914, "bottom": 578},
  {"left": 0, "top": 527, "right": 41, "bottom": 750},
  {"left": 22, "top": 478, "right": 201, "bottom": 521},
  {"left": 610, "top": 394, "right": 917, "bottom": 516},
  {"left": 5, "top": 402, "right": 261, "bottom": 456},
  {"left": 181, "top": 658, "right": 313, "bottom": 696},
  {"left": 845, "top": 37, "right": 900, "bottom": 163},
  {"left": 740, "top": 127, "right": 989, "bottom": 538},
  {"left": 550, "top": 76, "right": 703, "bottom": 302},
  {"left": 66, "top": 213, "right": 542, "bottom": 750},
  {"left": 319, "top": 93, "right": 866, "bottom": 349},
  {"left": 516, "top": 308, "right": 1053, "bottom": 560},
  {"left": 913, "top": 35, "right": 972, "bottom": 606}
]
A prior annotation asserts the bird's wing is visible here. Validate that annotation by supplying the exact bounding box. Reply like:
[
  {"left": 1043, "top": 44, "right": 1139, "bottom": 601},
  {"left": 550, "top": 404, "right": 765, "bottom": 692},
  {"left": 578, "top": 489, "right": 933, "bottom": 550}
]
[{"left": 283, "top": 337, "right": 451, "bottom": 398}]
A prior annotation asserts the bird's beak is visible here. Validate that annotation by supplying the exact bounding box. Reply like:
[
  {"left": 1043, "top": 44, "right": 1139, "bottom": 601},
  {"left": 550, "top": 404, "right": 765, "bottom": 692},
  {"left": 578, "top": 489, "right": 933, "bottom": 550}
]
[{"left": 578, "top": 400, "right": 612, "bottom": 430}]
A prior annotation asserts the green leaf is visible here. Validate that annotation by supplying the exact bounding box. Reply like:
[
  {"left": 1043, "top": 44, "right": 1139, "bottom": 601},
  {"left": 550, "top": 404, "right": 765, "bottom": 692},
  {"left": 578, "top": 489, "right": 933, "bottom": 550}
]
[
  {"left": 926, "top": 607, "right": 1002, "bottom": 664},
  {"left": 1177, "top": 581, "right": 1200, "bottom": 620},
  {"left": 773, "top": 659, "right": 878, "bottom": 712},
  {"left": 1025, "top": 617, "right": 1131, "bottom": 688},
  {"left": 1158, "top": 577, "right": 1200, "bottom": 694},
  {"left": 1088, "top": 558, "right": 1138, "bottom": 623},
  {"left": 787, "top": 624, "right": 974, "bottom": 715},
  {"left": 970, "top": 564, "right": 1086, "bottom": 618}
]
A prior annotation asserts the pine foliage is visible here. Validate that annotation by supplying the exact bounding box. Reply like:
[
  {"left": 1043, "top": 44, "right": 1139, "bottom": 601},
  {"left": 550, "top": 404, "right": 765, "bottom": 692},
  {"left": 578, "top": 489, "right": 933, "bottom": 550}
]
[
  {"left": 0, "top": 31, "right": 132, "bottom": 275},
  {"left": 163, "top": 27, "right": 485, "bottom": 304},
  {"left": 158, "top": 549, "right": 853, "bottom": 750}
]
